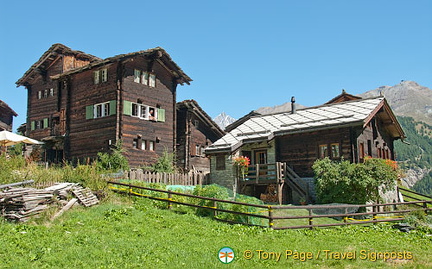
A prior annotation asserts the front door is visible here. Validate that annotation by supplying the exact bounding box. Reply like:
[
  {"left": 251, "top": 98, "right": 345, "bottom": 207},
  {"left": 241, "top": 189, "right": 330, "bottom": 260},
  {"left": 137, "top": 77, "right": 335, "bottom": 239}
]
[{"left": 254, "top": 150, "right": 267, "bottom": 165}]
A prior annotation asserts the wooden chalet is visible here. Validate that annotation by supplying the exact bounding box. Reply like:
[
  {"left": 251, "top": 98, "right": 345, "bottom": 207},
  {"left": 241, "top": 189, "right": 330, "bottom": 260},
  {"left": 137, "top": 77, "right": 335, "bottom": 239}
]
[
  {"left": 16, "top": 43, "right": 192, "bottom": 166},
  {"left": 206, "top": 94, "right": 405, "bottom": 204},
  {"left": 0, "top": 100, "right": 18, "bottom": 131},
  {"left": 176, "top": 100, "right": 225, "bottom": 173}
]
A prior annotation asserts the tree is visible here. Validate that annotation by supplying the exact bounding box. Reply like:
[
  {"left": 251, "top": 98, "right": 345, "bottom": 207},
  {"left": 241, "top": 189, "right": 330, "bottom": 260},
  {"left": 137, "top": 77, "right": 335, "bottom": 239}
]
[{"left": 313, "top": 157, "right": 399, "bottom": 204}]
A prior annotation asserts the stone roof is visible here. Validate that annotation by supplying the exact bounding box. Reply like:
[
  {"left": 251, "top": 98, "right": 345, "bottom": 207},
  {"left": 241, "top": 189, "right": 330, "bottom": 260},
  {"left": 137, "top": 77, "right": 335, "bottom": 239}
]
[{"left": 206, "top": 96, "right": 405, "bottom": 153}]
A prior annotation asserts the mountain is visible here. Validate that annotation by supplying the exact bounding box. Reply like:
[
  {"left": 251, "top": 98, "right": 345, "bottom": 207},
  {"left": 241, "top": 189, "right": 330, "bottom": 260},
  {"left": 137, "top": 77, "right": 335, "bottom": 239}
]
[
  {"left": 360, "top": 80, "right": 432, "bottom": 125},
  {"left": 213, "top": 112, "right": 236, "bottom": 130},
  {"left": 394, "top": 116, "right": 432, "bottom": 196},
  {"left": 255, "top": 102, "right": 307, "bottom": 115}
]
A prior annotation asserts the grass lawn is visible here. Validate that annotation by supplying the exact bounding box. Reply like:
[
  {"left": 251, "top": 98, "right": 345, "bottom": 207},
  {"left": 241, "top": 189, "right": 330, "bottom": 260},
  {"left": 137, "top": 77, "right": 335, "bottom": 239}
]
[{"left": 0, "top": 194, "right": 431, "bottom": 268}]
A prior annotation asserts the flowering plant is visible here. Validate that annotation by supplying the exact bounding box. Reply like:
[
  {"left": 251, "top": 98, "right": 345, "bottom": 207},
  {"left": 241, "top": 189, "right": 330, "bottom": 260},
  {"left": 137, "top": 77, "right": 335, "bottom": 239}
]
[
  {"left": 233, "top": 156, "right": 250, "bottom": 167},
  {"left": 233, "top": 156, "right": 250, "bottom": 177}
]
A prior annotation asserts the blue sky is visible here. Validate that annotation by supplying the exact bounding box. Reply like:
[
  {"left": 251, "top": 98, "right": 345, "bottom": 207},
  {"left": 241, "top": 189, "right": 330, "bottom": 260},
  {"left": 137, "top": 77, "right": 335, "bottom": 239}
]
[{"left": 1, "top": 0, "right": 431, "bottom": 131}]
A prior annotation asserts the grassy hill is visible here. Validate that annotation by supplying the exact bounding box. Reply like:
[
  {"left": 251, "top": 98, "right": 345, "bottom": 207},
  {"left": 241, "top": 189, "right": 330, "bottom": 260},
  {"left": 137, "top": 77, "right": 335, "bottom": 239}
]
[
  {"left": 395, "top": 116, "right": 432, "bottom": 196},
  {"left": 0, "top": 195, "right": 431, "bottom": 268}
]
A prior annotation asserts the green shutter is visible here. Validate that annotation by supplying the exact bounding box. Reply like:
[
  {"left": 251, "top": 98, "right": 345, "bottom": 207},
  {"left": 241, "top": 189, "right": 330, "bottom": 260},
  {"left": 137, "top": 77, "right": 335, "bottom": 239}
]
[
  {"left": 86, "top": 105, "right": 94, "bottom": 119},
  {"left": 43, "top": 118, "right": 49, "bottom": 128},
  {"left": 109, "top": 100, "right": 117, "bottom": 116},
  {"left": 31, "top": 121, "right": 35, "bottom": 131},
  {"left": 157, "top": 108, "right": 165, "bottom": 122},
  {"left": 123, "top": 100, "right": 132, "bottom": 116}
]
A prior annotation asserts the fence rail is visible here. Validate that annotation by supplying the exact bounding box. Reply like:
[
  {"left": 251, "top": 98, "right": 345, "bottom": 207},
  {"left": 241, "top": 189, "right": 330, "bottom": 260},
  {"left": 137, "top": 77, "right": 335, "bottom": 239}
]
[{"left": 108, "top": 181, "right": 432, "bottom": 230}]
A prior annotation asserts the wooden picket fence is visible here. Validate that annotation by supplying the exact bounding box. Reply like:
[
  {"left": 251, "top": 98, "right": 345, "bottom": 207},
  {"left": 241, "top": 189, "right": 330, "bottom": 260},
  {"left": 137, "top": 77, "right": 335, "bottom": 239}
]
[{"left": 126, "top": 170, "right": 210, "bottom": 186}]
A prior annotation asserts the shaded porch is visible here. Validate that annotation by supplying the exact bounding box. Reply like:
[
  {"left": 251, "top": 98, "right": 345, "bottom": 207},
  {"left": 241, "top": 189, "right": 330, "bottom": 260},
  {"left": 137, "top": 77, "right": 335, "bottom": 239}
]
[{"left": 238, "top": 162, "right": 311, "bottom": 205}]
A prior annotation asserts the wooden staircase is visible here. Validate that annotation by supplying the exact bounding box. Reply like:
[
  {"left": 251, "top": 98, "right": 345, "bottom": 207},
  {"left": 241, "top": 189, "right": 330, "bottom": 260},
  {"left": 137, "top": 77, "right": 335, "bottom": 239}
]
[{"left": 282, "top": 164, "right": 310, "bottom": 204}]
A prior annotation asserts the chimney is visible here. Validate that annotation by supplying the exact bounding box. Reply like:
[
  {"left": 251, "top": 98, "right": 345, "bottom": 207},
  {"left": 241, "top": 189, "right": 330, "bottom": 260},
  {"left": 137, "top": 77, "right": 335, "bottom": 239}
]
[{"left": 291, "top": 96, "right": 296, "bottom": 114}]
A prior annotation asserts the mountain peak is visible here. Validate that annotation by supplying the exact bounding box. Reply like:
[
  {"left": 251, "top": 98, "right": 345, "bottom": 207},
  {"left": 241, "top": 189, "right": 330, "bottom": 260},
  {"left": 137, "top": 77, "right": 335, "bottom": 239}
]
[
  {"left": 213, "top": 112, "right": 236, "bottom": 130},
  {"left": 360, "top": 81, "right": 432, "bottom": 125}
]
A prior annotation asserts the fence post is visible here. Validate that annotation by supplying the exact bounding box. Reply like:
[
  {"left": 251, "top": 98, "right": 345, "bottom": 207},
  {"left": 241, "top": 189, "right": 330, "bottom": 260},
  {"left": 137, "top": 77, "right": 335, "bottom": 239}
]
[
  {"left": 213, "top": 199, "right": 218, "bottom": 218},
  {"left": 372, "top": 205, "right": 377, "bottom": 224},
  {"left": 268, "top": 206, "right": 274, "bottom": 229},
  {"left": 168, "top": 192, "right": 172, "bottom": 210},
  {"left": 423, "top": 201, "right": 428, "bottom": 215},
  {"left": 308, "top": 208, "right": 313, "bottom": 229},
  {"left": 344, "top": 207, "right": 348, "bottom": 225}
]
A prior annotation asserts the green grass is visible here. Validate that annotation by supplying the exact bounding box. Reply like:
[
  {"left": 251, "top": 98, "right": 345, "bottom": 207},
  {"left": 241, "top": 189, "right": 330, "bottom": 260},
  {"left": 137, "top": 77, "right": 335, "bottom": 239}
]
[
  {"left": 399, "top": 188, "right": 432, "bottom": 208},
  {"left": 0, "top": 195, "right": 431, "bottom": 268}
]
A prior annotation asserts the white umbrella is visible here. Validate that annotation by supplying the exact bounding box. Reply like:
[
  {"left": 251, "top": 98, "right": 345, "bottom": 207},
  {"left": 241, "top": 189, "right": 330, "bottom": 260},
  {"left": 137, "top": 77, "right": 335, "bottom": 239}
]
[{"left": 0, "top": 130, "right": 44, "bottom": 147}]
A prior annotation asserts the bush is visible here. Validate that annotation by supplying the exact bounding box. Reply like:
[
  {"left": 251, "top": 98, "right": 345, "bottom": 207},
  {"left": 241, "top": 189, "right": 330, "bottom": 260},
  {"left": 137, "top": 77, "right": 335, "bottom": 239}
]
[
  {"left": 96, "top": 140, "right": 129, "bottom": 172},
  {"left": 193, "top": 184, "right": 231, "bottom": 217},
  {"left": 313, "top": 157, "right": 399, "bottom": 204},
  {"left": 144, "top": 150, "right": 176, "bottom": 173}
]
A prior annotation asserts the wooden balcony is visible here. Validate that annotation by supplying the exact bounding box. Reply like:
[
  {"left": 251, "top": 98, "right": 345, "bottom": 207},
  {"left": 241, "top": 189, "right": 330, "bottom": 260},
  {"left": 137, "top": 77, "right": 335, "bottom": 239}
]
[{"left": 239, "top": 162, "right": 311, "bottom": 204}]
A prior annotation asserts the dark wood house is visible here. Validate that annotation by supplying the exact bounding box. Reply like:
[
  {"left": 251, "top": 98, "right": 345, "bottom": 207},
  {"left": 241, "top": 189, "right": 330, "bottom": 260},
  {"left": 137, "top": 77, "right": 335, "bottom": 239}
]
[
  {"left": 176, "top": 100, "right": 225, "bottom": 173},
  {"left": 16, "top": 43, "right": 191, "bottom": 166},
  {"left": 206, "top": 95, "right": 405, "bottom": 204},
  {"left": 0, "top": 100, "right": 18, "bottom": 131}
]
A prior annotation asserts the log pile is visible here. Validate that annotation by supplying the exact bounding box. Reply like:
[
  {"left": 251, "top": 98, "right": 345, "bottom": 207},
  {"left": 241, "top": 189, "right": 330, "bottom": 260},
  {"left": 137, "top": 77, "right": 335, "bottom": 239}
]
[{"left": 0, "top": 182, "right": 99, "bottom": 222}]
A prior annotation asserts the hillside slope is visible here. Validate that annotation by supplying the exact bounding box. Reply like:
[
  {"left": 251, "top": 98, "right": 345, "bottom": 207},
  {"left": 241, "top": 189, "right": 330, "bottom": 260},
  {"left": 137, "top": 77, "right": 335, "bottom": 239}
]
[{"left": 395, "top": 116, "right": 432, "bottom": 196}]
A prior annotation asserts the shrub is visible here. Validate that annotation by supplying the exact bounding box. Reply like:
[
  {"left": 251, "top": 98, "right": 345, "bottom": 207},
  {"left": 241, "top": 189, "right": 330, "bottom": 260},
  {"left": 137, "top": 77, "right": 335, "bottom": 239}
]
[
  {"left": 313, "top": 157, "right": 399, "bottom": 204},
  {"left": 144, "top": 150, "right": 176, "bottom": 173},
  {"left": 96, "top": 140, "right": 129, "bottom": 172},
  {"left": 193, "top": 184, "right": 231, "bottom": 217}
]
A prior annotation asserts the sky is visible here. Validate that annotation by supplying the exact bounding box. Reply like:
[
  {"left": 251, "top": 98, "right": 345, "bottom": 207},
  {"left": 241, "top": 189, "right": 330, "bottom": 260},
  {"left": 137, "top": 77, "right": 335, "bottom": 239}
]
[{"left": 1, "top": 0, "right": 431, "bottom": 132}]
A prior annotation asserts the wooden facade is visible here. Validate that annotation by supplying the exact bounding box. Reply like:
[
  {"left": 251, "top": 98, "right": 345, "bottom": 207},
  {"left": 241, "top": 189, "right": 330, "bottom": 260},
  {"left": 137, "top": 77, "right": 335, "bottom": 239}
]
[
  {"left": 0, "top": 100, "right": 17, "bottom": 131},
  {"left": 176, "top": 100, "right": 225, "bottom": 172},
  {"left": 16, "top": 44, "right": 192, "bottom": 166}
]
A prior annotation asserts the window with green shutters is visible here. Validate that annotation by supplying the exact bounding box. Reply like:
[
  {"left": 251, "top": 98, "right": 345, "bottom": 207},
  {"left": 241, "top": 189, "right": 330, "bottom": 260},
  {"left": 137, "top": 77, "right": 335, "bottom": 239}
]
[
  {"left": 86, "top": 100, "right": 116, "bottom": 119},
  {"left": 124, "top": 100, "right": 165, "bottom": 122},
  {"left": 30, "top": 118, "right": 49, "bottom": 130}
]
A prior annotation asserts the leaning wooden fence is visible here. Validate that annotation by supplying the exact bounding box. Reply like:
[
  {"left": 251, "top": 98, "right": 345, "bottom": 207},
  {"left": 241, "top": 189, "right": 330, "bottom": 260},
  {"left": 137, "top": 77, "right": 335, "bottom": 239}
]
[
  {"left": 126, "top": 170, "right": 209, "bottom": 186},
  {"left": 108, "top": 181, "right": 432, "bottom": 230}
]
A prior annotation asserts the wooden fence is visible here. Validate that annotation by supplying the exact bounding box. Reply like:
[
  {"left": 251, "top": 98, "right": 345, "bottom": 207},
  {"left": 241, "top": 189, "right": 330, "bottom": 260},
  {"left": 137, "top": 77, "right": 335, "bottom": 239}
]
[
  {"left": 126, "top": 170, "right": 210, "bottom": 185},
  {"left": 108, "top": 181, "right": 432, "bottom": 230}
]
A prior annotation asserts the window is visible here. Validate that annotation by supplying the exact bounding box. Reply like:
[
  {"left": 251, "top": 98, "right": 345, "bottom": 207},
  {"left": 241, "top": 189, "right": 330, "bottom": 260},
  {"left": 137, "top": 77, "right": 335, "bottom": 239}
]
[
  {"left": 94, "top": 102, "right": 110, "bottom": 118},
  {"left": 31, "top": 118, "right": 49, "bottom": 130},
  {"left": 133, "top": 69, "right": 156, "bottom": 87},
  {"left": 195, "top": 145, "right": 201, "bottom": 156},
  {"left": 141, "top": 141, "right": 146, "bottom": 150},
  {"left": 216, "top": 155, "right": 225, "bottom": 170},
  {"left": 133, "top": 139, "right": 138, "bottom": 149},
  {"left": 149, "top": 141, "right": 155, "bottom": 151},
  {"left": 37, "top": 91, "right": 42, "bottom": 99},
  {"left": 149, "top": 74, "right": 156, "bottom": 87},
  {"left": 134, "top": 69, "right": 141, "bottom": 83},
  {"left": 141, "top": 72, "right": 149, "bottom": 86},
  {"left": 330, "top": 143, "right": 340, "bottom": 158},
  {"left": 44, "top": 89, "right": 48, "bottom": 98},
  {"left": 319, "top": 144, "right": 328, "bottom": 158},
  {"left": 49, "top": 88, "right": 54, "bottom": 96},
  {"left": 359, "top": 142, "right": 365, "bottom": 162},
  {"left": 94, "top": 68, "right": 108, "bottom": 84},
  {"left": 86, "top": 101, "right": 116, "bottom": 119},
  {"left": 123, "top": 101, "right": 164, "bottom": 122}
]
